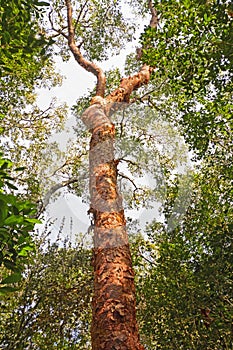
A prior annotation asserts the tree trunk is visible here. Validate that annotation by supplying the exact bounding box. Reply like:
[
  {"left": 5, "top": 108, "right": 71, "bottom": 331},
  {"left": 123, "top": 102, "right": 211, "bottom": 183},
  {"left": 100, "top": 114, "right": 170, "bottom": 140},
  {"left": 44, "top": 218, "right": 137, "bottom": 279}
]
[
  {"left": 82, "top": 103, "right": 145, "bottom": 350},
  {"left": 60, "top": 1, "right": 157, "bottom": 348}
]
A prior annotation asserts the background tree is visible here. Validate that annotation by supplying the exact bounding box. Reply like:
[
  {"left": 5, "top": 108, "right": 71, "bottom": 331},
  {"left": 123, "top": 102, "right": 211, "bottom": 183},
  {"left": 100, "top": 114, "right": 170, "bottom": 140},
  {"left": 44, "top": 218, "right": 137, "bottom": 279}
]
[
  {"left": 134, "top": 1, "right": 233, "bottom": 348},
  {"left": 1, "top": 0, "right": 68, "bottom": 202},
  {"left": 0, "top": 232, "right": 92, "bottom": 349},
  {"left": 0, "top": 0, "right": 55, "bottom": 293}
]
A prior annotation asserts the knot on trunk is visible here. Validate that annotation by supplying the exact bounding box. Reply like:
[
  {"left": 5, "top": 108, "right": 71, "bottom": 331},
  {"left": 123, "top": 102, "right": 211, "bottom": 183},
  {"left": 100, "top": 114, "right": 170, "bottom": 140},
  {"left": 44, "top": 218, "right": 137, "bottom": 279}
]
[{"left": 81, "top": 104, "right": 111, "bottom": 130}]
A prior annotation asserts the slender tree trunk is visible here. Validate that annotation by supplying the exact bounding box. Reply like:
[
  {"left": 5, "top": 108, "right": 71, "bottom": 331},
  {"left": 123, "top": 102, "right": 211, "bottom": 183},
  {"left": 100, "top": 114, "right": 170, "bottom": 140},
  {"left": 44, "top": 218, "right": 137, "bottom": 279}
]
[{"left": 82, "top": 103, "right": 145, "bottom": 350}]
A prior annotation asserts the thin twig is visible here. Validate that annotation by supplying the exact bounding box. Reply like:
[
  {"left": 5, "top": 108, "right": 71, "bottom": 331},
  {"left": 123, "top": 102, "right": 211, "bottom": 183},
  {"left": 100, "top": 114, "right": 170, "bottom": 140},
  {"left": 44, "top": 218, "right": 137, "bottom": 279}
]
[
  {"left": 118, "top": 172, "right": 138, "bottom": 189},
  {"left": 74, "top": 0, "right": 89, "bottom": 31},
  {"left": 37, "top": 177, "right": 80, "bottom": 216},
  {"left": 49, "top": 9, "right": 68, "bottom": 39}
]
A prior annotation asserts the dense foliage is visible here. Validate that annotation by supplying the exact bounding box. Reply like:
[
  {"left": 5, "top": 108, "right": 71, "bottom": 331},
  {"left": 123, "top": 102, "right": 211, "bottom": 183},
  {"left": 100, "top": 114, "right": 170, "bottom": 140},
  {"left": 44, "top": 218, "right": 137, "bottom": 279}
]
[
  {"left": 0, "top": 233, "right": 92, "bottom": 349},
  {"left": 0, "top": 156, "right": 38, "bottom": 295},
  {"left": 141, "top": 0, "right": 233, "bottom": 157},
  {"left": 0, "top": 0, "right": 55, "bottom": 294}
]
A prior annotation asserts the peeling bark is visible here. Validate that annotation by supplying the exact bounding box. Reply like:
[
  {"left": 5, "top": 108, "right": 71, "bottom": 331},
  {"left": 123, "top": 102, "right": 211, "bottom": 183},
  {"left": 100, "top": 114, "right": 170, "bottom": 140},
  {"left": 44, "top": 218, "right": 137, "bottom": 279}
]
[
  {"left": 79, "top": 33, "right": 154, "bottom": 350},
  {"left": 82, "top": 104, "right": 145, "bottom": 350},
  {"left": 105, "top": 64, "right": 153, "bottom": 116},
  {"left": 63, "top": 1, "right": 157, "bottom": 348}
]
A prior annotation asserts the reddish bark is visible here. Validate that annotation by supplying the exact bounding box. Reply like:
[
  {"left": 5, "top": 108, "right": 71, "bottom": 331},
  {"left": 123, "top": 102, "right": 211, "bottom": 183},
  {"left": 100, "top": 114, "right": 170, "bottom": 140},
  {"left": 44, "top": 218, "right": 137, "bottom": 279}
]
[
  {"left": 82, "top": 105, "right": 145, "bottom": 350},
  {"left": 64, "top": 1, "right": 156, "bottom": 348},
  {"left": 78, "top": 31, "right": 154, "bottom": 350},
  {"left": 104, "top": 64, "right": 153, "bottom": 116}
]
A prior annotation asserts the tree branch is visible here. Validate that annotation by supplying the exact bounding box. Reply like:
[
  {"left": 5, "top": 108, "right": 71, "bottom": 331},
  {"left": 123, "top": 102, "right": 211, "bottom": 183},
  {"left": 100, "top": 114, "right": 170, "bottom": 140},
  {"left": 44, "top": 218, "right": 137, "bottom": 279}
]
[
  {"left": 118, "top": 172, "right": 138, "bottom": 190},
  {"left": 129, "top": 78, "right": 168, "bottom": 104},
  {"left": 74, "top": 0, "right": 89, "bottom": 31},
  {"left": 105, "top": 64, "right": 153, "bottom": 115},
  {"left": 148, "top": 0, "right": 159, "bottom": 28},
  {"left": 104, "top": 0, "right": 159, "bottom": 113},
  {"left": 49, "top": 10, "right": 68, "bottom": 39},
  {"left": 37, "top": 177, "right": 80, "bottom": 216},
  {"left": 65, "top": 0, "right": 106, "bottom": 97}
]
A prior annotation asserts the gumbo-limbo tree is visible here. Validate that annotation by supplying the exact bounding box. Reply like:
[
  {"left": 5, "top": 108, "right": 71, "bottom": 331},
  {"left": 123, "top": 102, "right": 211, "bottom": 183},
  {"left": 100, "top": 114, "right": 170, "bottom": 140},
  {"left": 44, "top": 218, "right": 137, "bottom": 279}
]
[
  {"left": 41, "top": 0, "right": 232, "bottom": 349},
  {"left": 46, "top": 0, "right": 159, "bottom": 349}
]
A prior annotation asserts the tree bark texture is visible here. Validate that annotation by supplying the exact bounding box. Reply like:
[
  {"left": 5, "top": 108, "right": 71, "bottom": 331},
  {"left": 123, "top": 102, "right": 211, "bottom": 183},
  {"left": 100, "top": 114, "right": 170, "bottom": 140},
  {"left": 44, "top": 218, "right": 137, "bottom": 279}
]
[
  {"left": 82, "top": 103, "right": 145, "bottom": 350},
  {"left": 64, "top": 2, "right": 156, "bottom": 348},
  {"left": 76, "top": 44, "right": 153, "bottom": 350}
]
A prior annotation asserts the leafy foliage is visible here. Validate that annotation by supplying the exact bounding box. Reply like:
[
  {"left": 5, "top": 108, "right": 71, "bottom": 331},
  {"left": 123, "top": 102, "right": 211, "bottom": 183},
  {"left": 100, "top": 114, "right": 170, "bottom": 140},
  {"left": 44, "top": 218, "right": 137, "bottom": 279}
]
[
  {"left": 48, "top": 0, "right": 137, "bottom": 61},
  {"left": 0, "top": 0, "right": 232, "bottom": 348},
  {"left": 128, "top": 1, "right": 233, "bottom": 348},
  {"left": 0, "top": 233, "right": 92, "bottom": 349},
  {"left": 0, "top": 0, "right": 50, "bottom": 77},
  {"left": 135, "top": 152, "right": 233, "bottom": 349},
  {"left": 142, "top": 0, "right": 233, "bottom": 94},
  {"left": 0, "top": 155, "right": 39, "bottom": 295},
  {"left": 0, "top": 0, "right": 68, "bottom": 202},
  {"left": 0, "top": 0, "right": 62, "bottom": 295},
  {"left": 141, "top": 0, "right": 233, "bottom": 157}
]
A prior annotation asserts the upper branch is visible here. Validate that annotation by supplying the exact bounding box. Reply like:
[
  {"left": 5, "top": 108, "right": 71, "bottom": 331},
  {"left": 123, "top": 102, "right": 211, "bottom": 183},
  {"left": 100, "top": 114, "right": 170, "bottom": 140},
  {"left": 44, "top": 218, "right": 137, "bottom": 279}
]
[
  {"left": 65, "top": 0, "right": 106, "bottom": 97},
  {"left": 148, "top": 0, "right": 158, "bottom": 28},
  {"left": 105, "top": 64, "right": 153, "bottom": 107},
  {"left": 49, "top": 10, "right": 68, "bottom": 39},
  {"left": 104, "top": 0, "right": 158, "bottom": 112}
]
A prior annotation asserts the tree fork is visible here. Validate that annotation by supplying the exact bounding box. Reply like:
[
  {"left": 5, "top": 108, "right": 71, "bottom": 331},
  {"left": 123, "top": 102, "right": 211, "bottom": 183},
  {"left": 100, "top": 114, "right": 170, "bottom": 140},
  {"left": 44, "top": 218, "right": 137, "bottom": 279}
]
[{"left": 65, "top": 0, "right": 157, "bottom": 348}]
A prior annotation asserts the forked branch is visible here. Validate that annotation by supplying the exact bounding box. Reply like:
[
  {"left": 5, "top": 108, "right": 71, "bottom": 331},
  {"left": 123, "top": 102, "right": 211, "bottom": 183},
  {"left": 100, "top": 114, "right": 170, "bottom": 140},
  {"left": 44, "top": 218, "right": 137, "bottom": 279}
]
[{"left": 65, "top": 0, "right": 106, "bottom": 97}]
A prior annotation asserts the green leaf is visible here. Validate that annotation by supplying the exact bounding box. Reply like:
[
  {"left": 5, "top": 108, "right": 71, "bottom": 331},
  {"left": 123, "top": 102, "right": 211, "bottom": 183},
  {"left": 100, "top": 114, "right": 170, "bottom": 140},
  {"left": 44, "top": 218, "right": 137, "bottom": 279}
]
[
  {"left": 35, "top": 1, "right": 50, "bottom": 6},
  {"left": 0, "top": 159, "right": 11, "bottom": 170},
  {"left": 0, "top": 200, "right": 8, "bottom": 223},
  {"left": 18, "top": 245, "right": 34, "bottom": 256},
  {"left": 25, "top": 218, "right": 41, "bottom": 224},
  {"left": 5, "top": 181, "right": 18, "bottom": 190},
  {"left": 1, "top": 272, "right": 22, "bottom": 284},
  {"left": 4, "top": 215, "right": 24, "bottom": 225},
  {"left": 0, "top": 286, "right": 19, "bottom": 295},
  {"left": 14, "top": 166, "right": 27, "bottom": 172},
  {"left": 3, "top": 259, "right": 16, "bottom": 271}
]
